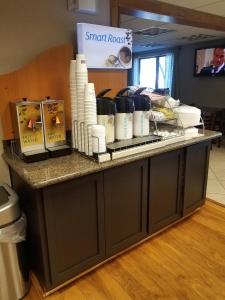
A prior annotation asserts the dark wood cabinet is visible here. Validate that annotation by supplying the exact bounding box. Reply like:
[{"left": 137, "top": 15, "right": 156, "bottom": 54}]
[
  {"left": 9, "top": 139, "right": 212, "bottom": 292},
  {"left": 148, "top": 150, "right": 183, "bottom": 234},
  {"left": 183, "top": 141, "right": 210, "bottom": 216},
  {"left": 43, "top": 173, "right": 105, "bottom": 287},
  {"left": 104, "top": 160, "right": 148, "bottom": 256}
]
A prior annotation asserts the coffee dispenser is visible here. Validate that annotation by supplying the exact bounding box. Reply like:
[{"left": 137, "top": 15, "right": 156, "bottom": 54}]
[
  {"left": 133, "top": 88, "right": 151, "bottom": 137},
  {"left": 115, "top": 88, "right": 134, "bottom": 140},
  {"left": 10, "top": 99, "right": 48, "bottom": 162},
  {"left": 97, "top": 89, "right": 116, "bottom": 144}
]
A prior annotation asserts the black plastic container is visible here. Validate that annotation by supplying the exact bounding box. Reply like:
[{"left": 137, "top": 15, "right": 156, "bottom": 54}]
[
  {"left": 97, "top": 89, "right": 117, "bottom": 115},
  {"left": 114, "top": 88, "right": 135, "bottom": 113},
  {"left": 97, "top": 99, "right": 116, "bottom": 115},
  {"left": 133, "top": 88, "right": 151, "bottom": 111}
]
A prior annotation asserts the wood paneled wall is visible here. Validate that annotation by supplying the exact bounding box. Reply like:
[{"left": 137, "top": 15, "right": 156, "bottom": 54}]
[
  {"left": 0, "top": 44, "right": 127, "bottom": 140},
  {"left": 89, "top": 69, "right": 127, "bottom": 98}
]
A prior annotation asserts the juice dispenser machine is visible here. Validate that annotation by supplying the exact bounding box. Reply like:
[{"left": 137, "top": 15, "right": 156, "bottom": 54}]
[
  {"left": 10, "top": 99, "right": 48, "bottom": 162},
  {"left": 41, "top": 98, "right": 71, "bottom": 157}
]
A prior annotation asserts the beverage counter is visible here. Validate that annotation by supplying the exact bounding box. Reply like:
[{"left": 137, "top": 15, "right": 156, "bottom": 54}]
[
  {"left": 3, "top": 130, "right": 220, "bottom": 189},
  {"left": 3, "top": 130, "right": 221, "bottom": 295}
]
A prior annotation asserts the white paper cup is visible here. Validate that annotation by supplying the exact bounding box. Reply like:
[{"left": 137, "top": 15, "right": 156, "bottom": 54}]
[
  {"left": 70, "top": 60, "right": 76, "bottom": 78},
  {"left": 84, "top": 83, "right": 96, "bottom": 102},
  {"left": 85, "top": 122, "right": 97, "bottom": 156},
  {"left": 71, "top": 119, "right": 78, "bottom": 149}
]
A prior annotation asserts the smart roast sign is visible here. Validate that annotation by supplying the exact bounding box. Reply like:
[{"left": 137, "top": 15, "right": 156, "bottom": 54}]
[{"left": 77, "top": 23, "right": 132, "bottom": 69}]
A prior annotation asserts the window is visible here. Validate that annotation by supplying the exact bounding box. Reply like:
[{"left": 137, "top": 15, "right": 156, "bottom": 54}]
[{"left": 139, "top": 54, "right": 174, "bottom": 92}]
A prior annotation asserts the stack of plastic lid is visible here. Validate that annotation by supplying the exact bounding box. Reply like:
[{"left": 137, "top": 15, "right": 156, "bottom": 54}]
[{"left": 91, "top": 125, "right": 106, "bottom": 154}]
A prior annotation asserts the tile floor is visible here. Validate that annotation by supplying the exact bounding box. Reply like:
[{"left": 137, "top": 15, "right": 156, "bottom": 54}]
[{"left": 207, "top": 138, "right": 225, "bottom": 205}]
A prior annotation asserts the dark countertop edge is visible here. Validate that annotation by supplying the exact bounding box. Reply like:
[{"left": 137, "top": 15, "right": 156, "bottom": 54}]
[{"left": 3, "top": 131, "right": 222, "bottom": 189}]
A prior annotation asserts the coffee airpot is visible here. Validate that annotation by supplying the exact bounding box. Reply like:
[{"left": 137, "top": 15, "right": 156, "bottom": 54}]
[
  {"left": 114, "top": 88, "right": 135, "bottom": 140},
  {"left": 132, "top": 88, "right": 151, "bottom": 137},
  {"left": 97, "top": 89, "right": 116, "bottom": 144}
]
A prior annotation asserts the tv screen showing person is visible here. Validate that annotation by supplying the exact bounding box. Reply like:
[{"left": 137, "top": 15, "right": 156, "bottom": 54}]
[{"left": 195, "top": 47, "right": 225, "bottom": 76}]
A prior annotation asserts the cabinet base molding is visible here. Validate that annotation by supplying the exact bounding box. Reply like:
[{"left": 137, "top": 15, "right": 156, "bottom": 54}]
[
  {"left": 36, "top": 205, "right": 203, "bottom": 297},
  {"left": 207, "top": 198, "right": 225, "bottom": 208}
]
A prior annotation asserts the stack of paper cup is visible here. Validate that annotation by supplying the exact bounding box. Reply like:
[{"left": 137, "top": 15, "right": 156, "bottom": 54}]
[
  {"left": 84, "top": 83, "right": 97, "bottom": 156},
  {"left": 91, "top": 125, "right": 106, "bottom": 154},
  {"left": 76, "top": 54, "right": 88, "bottom": 152},
  {"left": 70, "top": 60, "right": 78, "bottom": 149}
]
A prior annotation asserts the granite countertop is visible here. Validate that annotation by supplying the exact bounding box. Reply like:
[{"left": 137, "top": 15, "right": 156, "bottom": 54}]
[{"left": 3, "top": 130, "right": 221, "bottom": 189}]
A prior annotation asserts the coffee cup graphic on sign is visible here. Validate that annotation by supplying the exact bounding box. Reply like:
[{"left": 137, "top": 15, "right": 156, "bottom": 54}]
[{"left": 118, "top": 46, "right": 132, "bottom": 67}]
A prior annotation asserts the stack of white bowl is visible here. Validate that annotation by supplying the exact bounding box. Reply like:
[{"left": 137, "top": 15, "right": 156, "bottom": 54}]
[
  {"left": 174, "top": 105, "right": 201, "bottom": 128},
  {"left": 76, "top": 54, "right": 88, "bottom": 152},
  {"left": 69, "top": 60, "right": 78, "bottom": 149},
  {"left": 84, "top": 83, "right": 97, "bottom": 156},
  {"left": 91, "top": 125, "right": 106, "bottom": 154}
]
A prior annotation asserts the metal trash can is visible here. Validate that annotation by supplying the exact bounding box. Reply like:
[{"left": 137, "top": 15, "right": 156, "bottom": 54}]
[{"left": 0, "top": 183, "right": 30, "bottom": 300}]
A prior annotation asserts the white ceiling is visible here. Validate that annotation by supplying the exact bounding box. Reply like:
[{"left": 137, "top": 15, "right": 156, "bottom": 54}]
[
  {"left": 120, "top": 1, "right": 225, "bottom": 52},
  {"left": 158, "top": 0, "right": 225, "bottom": 17}
]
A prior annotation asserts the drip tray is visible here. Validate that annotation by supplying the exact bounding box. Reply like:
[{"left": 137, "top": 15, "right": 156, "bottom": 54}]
[
  {"left": 47, "top": 145, "right": 72, "bottom": 158},
  {"left": 106, "top": 135, "right": 185, "bottom": 160},
  {"left": 22, "top": 150, "right": 49, "bottom": 163},
  {"left": 107, "top": 135, "right": 162, "bottom": 153}
]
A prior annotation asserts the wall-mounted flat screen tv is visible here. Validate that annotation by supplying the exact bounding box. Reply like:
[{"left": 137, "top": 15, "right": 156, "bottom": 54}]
[{"left": 194, "top": 46, "right": 225, "bottom": 76}]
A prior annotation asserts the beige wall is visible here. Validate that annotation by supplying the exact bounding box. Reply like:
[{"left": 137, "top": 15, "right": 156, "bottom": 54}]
[
  {"left": 0, "top": 0, "right": 110, "bottom": 74},
  {"left": 0, "top": 0, "right": 110, "bottom": 184}
]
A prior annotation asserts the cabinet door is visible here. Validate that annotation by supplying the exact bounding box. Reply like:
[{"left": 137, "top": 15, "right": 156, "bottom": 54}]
[
  {"left": 149, "top": 150, "right": 183, "bottom": 234},
  {"left": 183, "top": 141, "right": 210, "bottom": 216},
  {"left": 104, "top": 160, "right": 148, "bottom": 257},
  {"left": 43, "top": 173, "right": 105, "bottom": 287}
]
